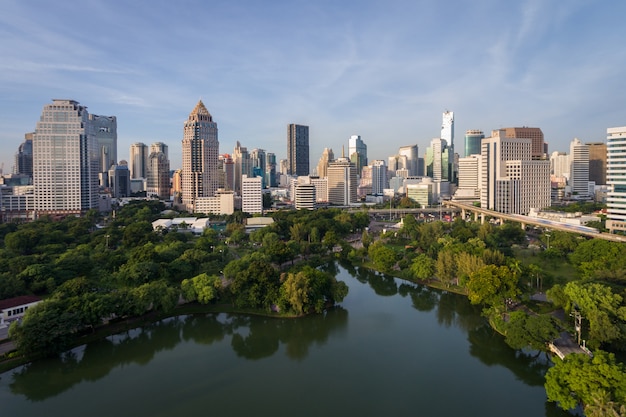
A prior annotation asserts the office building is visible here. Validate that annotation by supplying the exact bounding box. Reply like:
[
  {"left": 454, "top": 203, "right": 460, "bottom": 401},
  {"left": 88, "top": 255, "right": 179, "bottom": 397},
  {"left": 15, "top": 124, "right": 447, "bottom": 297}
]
[
  {"left": 588, "top": 142, "right": 607, "bottom": 185},
  {"left": 14, "top": 133, "right": 34, "bottom": 179},
  {"left": 265, "top": 152, "right": 277, "bottom": 188},
  {"left": 108, "top": 164, "right": 131, "bottom": 198},
  {"left": 233, "top": 141, "right": 251, "bottom": 195},
  {"left": 129, "top": 142, "right": 148, "bottom": 180},
  {"left": 90, "top": 114, "right": 117, "bottom": 174},
  {"left": 150, "top": 142, "right": 168, "bottom": 158},
  {"left": 349, "top": 135, "right": 367, "bottom": 174},
  {"left": 569, "top": 138, "right": 589, "bottom": 197},
  {"left": 480, "top": 129, "right": 550, "bottom": 214},
  {"left": 550, "top": 151, "right": 570, "bottom": 177},
  {"left": 181, "top": 100, "right": 219, "bottom": 212},
  {"left": 294, "top": 177, "right": 316, "bottom": 210},
  {"left": 606, "top": 127, "right": 626, "bottom": 233},
  {"left": 370, "top": 160, "right": 388, "bottom": 196},
  {"left": 504, "top": 127, "right": 545, "bottom": 160},
  {"left": 398, "top": 145, "right": 419, "bottom": 176},
  {"left": 327, "top": 153, "right": 357, "bottom": 206},
  {"left": 287, "top": 124, "right": 309, "bottom": 176},
  {"left": 32, "top": 99, "right": 99, "bottom": 216},
  {"left": 219, "top": 154, "right": 235, "bottom": 191},
  {"left": 147, "top": 150, "right": 170, "bottom": 199},
  {"left": 425, "top": 138, "right": 451, "bottom": 182},
  {"left": 464, "top": 130, "right": 484, "bottom": 157}
]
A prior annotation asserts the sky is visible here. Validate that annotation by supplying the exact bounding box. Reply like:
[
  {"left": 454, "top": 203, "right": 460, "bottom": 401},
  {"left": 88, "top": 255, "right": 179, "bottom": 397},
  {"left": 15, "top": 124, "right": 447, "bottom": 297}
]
[{"left": 1, "top": 0, "right": 625, "bottom": 173}]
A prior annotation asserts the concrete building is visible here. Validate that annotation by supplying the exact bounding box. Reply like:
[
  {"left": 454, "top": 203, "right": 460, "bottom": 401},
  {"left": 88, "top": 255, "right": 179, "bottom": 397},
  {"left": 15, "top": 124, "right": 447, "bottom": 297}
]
[
  {"left": 504, "top": 127, "right": 545, "bottom": 160},
  {"left": 569, "top": 138, "right": 590, "bottom": 197},
  {"left": 265, "top": 152, "right": 277, "bottom": 188},
  {"left": 181, "top": 100, "right": 219, "bottom": 212},
  {"left": 129, "top": 142, "right": 148, "bottom": 180},
  {"left": 370, "top": 160, "right": 388, "bottom": 196},
  {"left": 194, "top": 189, "right": 235, "bottom": 215},
  {"left": 327, "top": 155, "right": 357, "bottom": 206},
  {"left": 241, "top": 175, "right": 262, "bottom": 214},
  {"left": 454, "top": 154, "right": 481, "bottom": 201},
  {"left": 294, "top": 181, "right": 316, "bottom": 210},
  {"left": 480, "top": 129, "right": 550, "bottom": 214},
  {"left": 33, "top": 99, "right": 99, "bottom": 216},
  {"left": 406, "top": 177, "right": 436, "bottom": 208},
  {"left": 219, "top": 154, "right": 235, "bottom": 191},
  {"left": 233, "top": 141, "right": 251, "bottom": 195},
  {"left": 606, "top": 126, "right": 626, "bottom": 233},
  {"left": 14, "top": 133, "right": 33, "bottom": 179},
  {"left": 147, "top": 151, "right": 170, "bottom": 199},
  {"left": 287, "top": 124, "right": 309, "bottom": 176},
  {"left": 310, "top": 176, "right": 328, "bottom": 203},
  {"left": 316, "top": 147, "right": 334, "bottom": 178},
  {"left": 398, "top": 145, "right": 419, "bottom": 176}
]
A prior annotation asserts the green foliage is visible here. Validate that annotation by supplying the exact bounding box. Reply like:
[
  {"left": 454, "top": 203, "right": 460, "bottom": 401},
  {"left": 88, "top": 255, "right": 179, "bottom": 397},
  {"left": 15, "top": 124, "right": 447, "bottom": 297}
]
[
  {"left": 410, "top": 253, "right": 435, "bottom": 280},
  {"left": 435, "top": 249, "right": 457, "bottom": 286},
  {"left": 278, "top": 266, "right": 348, "bottom": 315},
  {"left": 504, "top": 311, "right": 560, "bottom": 351},
  {"left": 466, "top": 265, "right": 519, "bottom": 307},
  {"left": 569, "top": 239, "right": 626, "bottom": 280},
  {"left": 182, "top": 273, "right": 221, "bottom": 304},
  {"left": 545, "top": 350, "right": 626, "bottom": 412},
  {"left": 368, "top": 241, "right": 397, "bottom": 272}
]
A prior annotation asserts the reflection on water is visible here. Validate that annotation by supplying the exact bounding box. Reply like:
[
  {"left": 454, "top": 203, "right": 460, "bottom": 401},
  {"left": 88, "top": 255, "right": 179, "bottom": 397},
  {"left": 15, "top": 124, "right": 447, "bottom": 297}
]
[{"left": 0, "top": 262, "right": 572, "bottom": 417}]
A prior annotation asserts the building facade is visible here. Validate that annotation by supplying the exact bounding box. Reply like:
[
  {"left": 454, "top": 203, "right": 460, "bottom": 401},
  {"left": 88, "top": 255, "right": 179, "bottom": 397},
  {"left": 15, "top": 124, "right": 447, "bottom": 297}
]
[
  {"left": 606, "top": 127, "right": 626, "bottom": 233},
  {"left": 588, "top": 142, "right": 607, "bottom": 186},
  {"left": 147, "top": 151, "right": 170, "bottom": 199},
  {"left": 241, "top": 175, "right": 262, "bottom": 214},
  {"left": 349, "top": 135, "right": 367, "bottom": 175},
  {"left": 14, "top": 133, "right": 33, "bottom": 179},
  {"left": 569, "top": 138, "right": 589, "bottom": 197},
  {"left": 464, "top": 129, "right": 484, "bottom": 157},
  {"left": 181, "top": 100, "right": 219, "bottom": 212},
  {"left": 33, "top": 99, "right": 99, "bottom": 216},
  {"left": 504, "top": 127, "right": 545, "bottom": 160},
  {"left": 287, "top": 124, "right": 309, "bottom": 176},
  {"left": 327, "top": 158, "right": 357, "bottom": 205},
  {"left": 129, "top": 142, "right": 148, "bottom": 180},
  {"left": 90, "top": 114, "right": 117, "bottom": 175}
]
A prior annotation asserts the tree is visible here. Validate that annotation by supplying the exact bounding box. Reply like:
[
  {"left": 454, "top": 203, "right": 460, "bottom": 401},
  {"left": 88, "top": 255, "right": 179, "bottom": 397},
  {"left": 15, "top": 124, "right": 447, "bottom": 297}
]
[
  {"left": 181, "top": 273, "right": 221, "bottom": 304},
  {"left": 545, "top": 350, "right": 626, "bottom": 413},
  {"left": 466, "top": 265, "right": 519, "bottom": 308},
  {"left": 368, "top": 241, "right": 397, "bottom": 272},
  {"left": 503, "top": 311, "right": 560, "bottom": 351},
  {"left": 410, "top": 253, "right": 435, "bottom": 280},
  {"left": 435, "top": 249, "right": 457, "bottom": 286}
]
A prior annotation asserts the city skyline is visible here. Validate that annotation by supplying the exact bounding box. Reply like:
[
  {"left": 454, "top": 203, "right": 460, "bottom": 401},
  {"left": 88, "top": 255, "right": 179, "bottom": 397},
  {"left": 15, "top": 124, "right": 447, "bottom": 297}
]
[{"left": 1, "top": 1, "right": 625, "bottom": 173}]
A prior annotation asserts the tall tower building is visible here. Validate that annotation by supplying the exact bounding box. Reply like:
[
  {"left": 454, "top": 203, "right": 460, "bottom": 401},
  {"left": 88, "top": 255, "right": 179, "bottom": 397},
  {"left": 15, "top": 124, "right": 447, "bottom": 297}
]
[
  {"left": 441, "top": 111, "right": 454, "bottom": 149},
  {"left": 14, "top": 133, "right": 33, "bottom": 178},
  {"left": 33, "top": 99, "right": 99, "bottom": 215},
  {"left": 569, "top": 138, "right": 589, "bottom": 197},
  {"left": 181, "top": 100, "right": 219, "bottom": 212},
  {"left": 287, "top": 124, "right": 309, "bottom": 176},
  {"left": 150, "top": 142, "right": 168, "bottom": 158},
  {"left": 250, "top": 148, "right": 266, "bottom": 188},
  {"left": 265, "top": 152, "right": 277, "bottom": 188},
  {"left": 504, "top": 127, "right": 545, "bottom": 160},
  {"left": 220, "top": 154, "right": 235, "bottom": 191},
  {"left": 398, "top": 145, "right": 419, "bottom": 176},
  {"left": 241, "top": 175, "right": 262, "bottom": 214},
  {"left": 348, "top": 135, "right": 367, "bottom": 174},
  {"left": 129, "top": 142, "right": 148, "bottom": 180},
  {"left": 90, "top": 114, "right": 117, "bottom": 173},
  {"left": 464, "top": 129, "right": 484, "bottom": 157},
  {"left": 606, "top": 127, "right": 626, "bottom": 233},
  {"left": 480, "top": 129, "right": 550, "bottom": 214},
  {"left": 147, "top": 150, "right": 170, "bottom": 200},
  {"left": 425, "top": 138, "right": 451, "bottom": 182},
  {"left": 587, "top": 142, "right": 607, "bottom": 185}
]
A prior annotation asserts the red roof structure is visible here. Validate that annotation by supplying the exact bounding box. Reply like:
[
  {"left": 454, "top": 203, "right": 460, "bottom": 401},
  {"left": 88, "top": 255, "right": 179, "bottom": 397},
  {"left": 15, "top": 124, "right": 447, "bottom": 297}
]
[{"left": 0, "top": 295, "right": 42, "bottom": 310}]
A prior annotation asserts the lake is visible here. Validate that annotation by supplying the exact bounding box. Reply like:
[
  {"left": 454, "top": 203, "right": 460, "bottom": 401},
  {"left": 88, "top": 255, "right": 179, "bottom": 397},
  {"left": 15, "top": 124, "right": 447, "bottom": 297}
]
[{"left": 0, "top": 262, "right": 570, "bottom": 417}]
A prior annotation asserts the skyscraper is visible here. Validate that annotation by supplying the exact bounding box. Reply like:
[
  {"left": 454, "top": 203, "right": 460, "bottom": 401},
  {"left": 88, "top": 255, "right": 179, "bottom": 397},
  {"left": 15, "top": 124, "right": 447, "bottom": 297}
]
[
  {"left": 464, "top": 130, "right": 484, "bottom": 157},
  {"left": 606, "top": 127, "right": 626, "bottom": 233},
  {"left": 181, "top": 100, "right": 219, "bottom": 212},
  {"left": 441, "top": 111, "right": 454, "bottom": 148},
  {"left": 233, "top": 141, "right": 250, "bottom": 195},
  {"left": 265, "top": 152, "right": 277, "bottom": 188},
  {"left": 425, "top": 138, "right": 451, "bottom": 182},
  {"left": 587, "top": 142, "right": 607, "bottom": 185},
  {"left": 370, "top": 160, "right": 388, "bottom": 196},
  {"left": 129, "top": 142, "right": 148, "bottom": 179},
  {"left": 348, "top": 135, "right": 367, "bottom": 174},
  {"left": 147, "top": 149, "right": 170, "bottom": 200},
  {"left": 569, "top": 138, "right": 589, "bottom": 197},
  {"left": 14, "top": 133, "right": 33, "bottom": 178},
  {"left": 316, "top": 147, "right": 334, "bottom": 178},
  {"left": 90, "top": 114, "right": 117, "bottom": 173},
  {"left": 287, "top": 124, "right": 309, "bottom": 176},
  {"left": 327, "top": 151, "right": 357, "bottom": 206},
  {"left": 33, "top": 99, "right": 99, "bottom": 215}
]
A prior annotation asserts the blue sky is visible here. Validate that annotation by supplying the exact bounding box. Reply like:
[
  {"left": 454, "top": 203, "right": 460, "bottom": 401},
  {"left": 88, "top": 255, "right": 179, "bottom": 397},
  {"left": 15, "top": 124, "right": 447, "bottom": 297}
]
[{"left": 1, "top": 0, "right": 625, "bottom": 173}]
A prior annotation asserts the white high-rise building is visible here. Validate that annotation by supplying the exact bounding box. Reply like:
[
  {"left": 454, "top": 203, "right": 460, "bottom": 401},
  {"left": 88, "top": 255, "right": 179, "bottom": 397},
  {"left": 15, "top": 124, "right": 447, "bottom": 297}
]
[
  {"left": 241, "top": 175, "right": 262, "bottom": 214},
  {"left": 181, "top": 100, "right": 219, "bottom": 212},
  {"left": 550, "top": 151, "right": 570, "bottom": 177},
  {"left": 569, "top": 138, "right": 589, "bottom": 197},
  {"left": 349, "top": 135, "right": 367, "bottom": 174},
  {"left": 606, "top": 126, "right": 626, "bottom": 233},
  {"left": 398, "top": 145, "right": 418, "bottom": 176},
  {"left": 316, "top": 147, "right": 334, "bottom": 178},
  {"left": 327, "top": 155, "right": 358, "bottom": 206},
  {"left": 370, "top": 160, "right": 388, "bottom": 196},
  {"left": 441, "top": 111, "right": 454, "bottom": 147},
  {"left": 480, "top": 129, "right": 550, "bottom": 214},
  {"left": 33, "top": 99, "right": 99, "bottom": 215}
]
